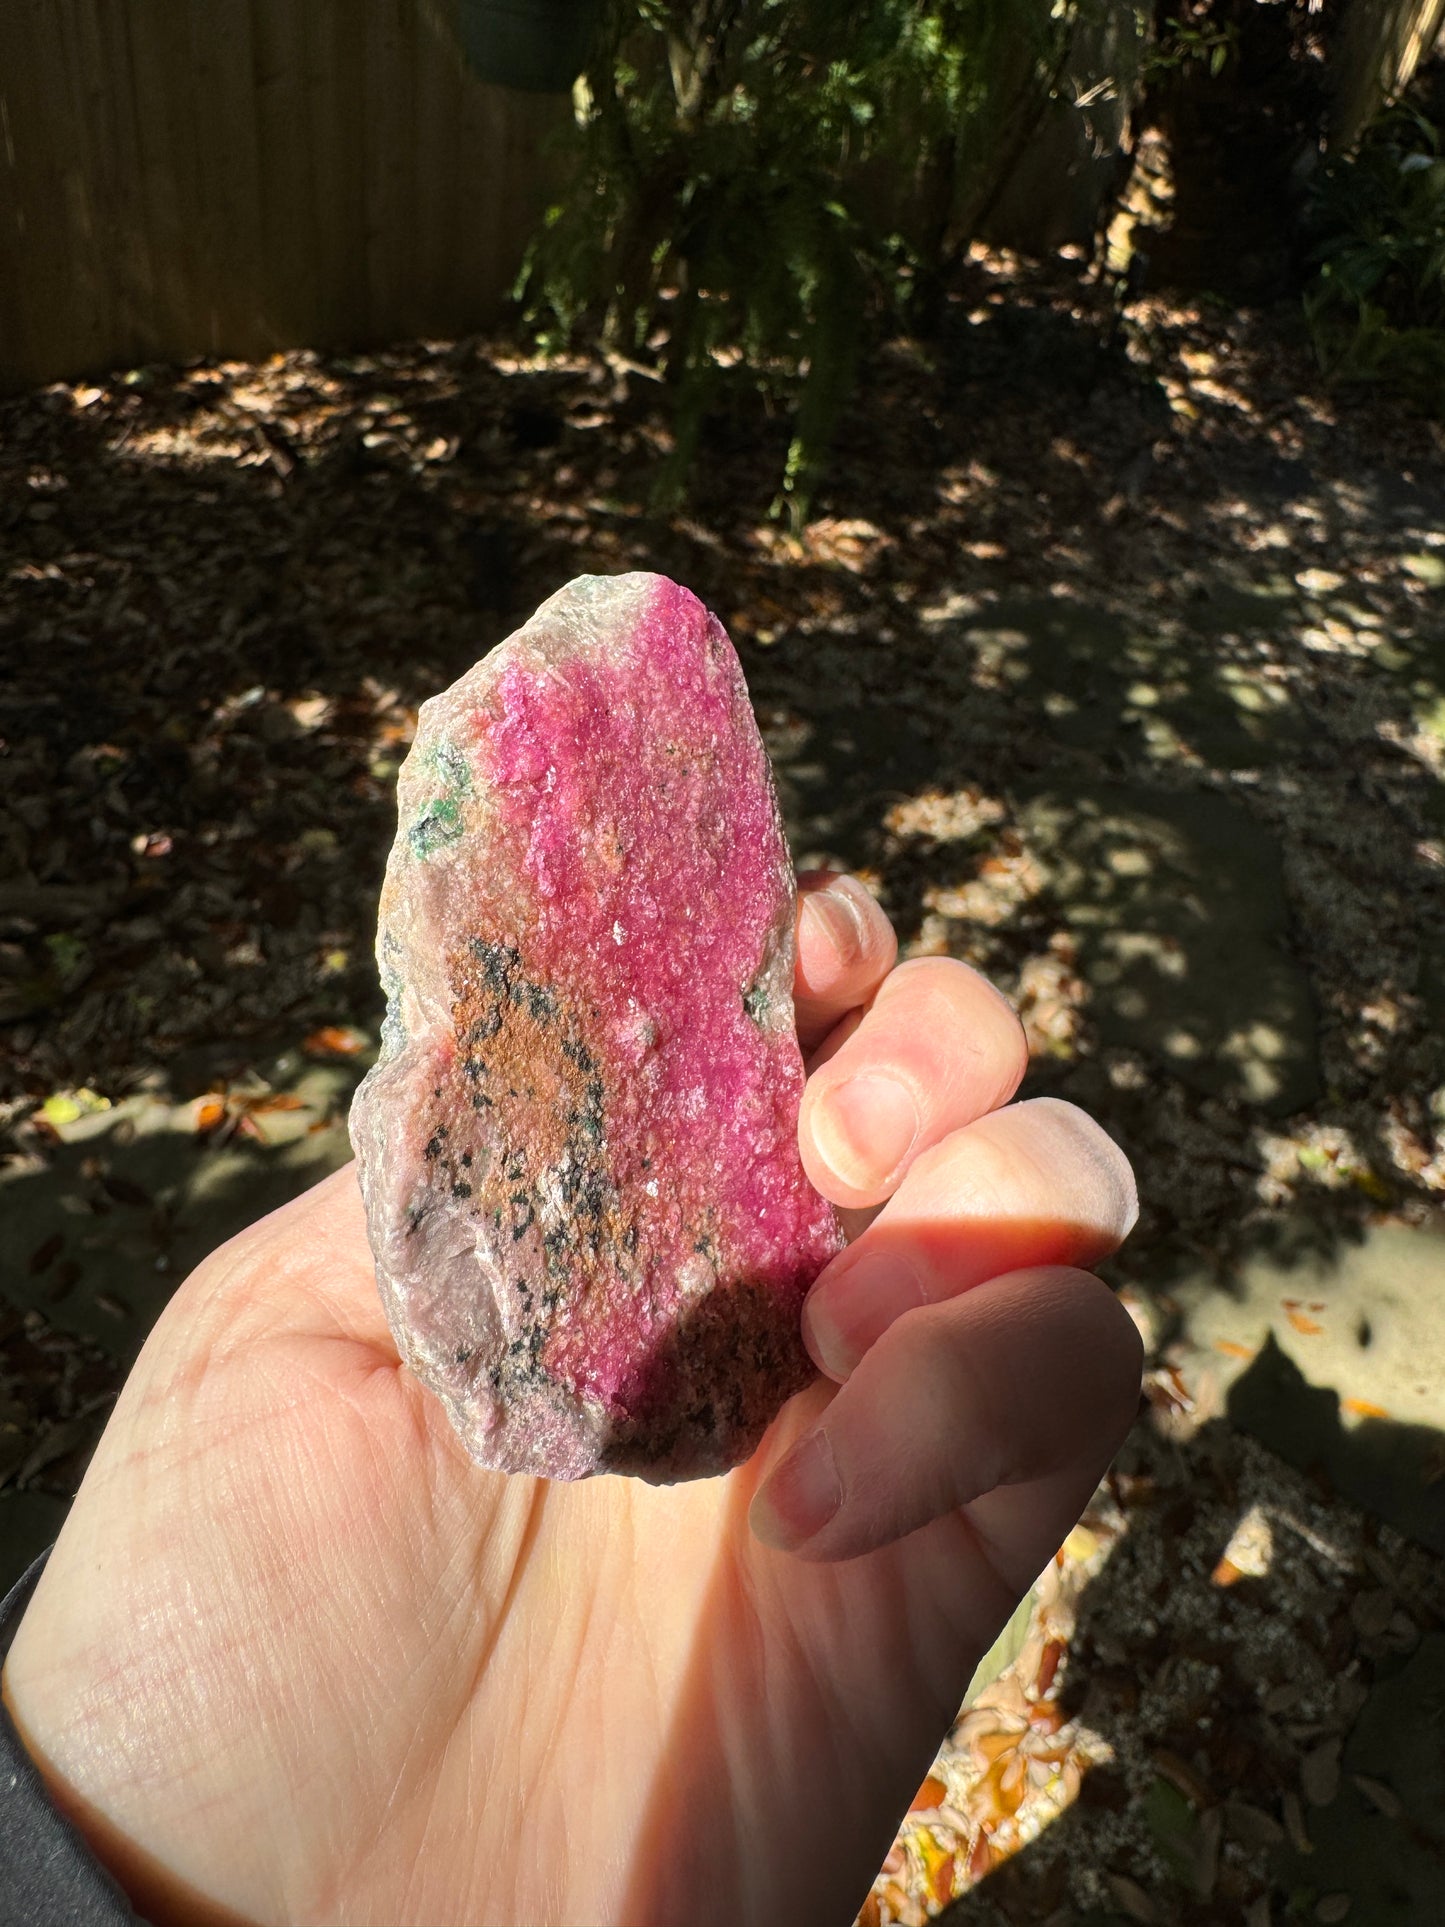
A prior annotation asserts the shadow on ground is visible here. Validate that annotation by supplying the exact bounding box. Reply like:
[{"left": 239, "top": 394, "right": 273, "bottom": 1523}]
[{"left": 936, "top": 1349, "right": 1444, "bottom": 1925}]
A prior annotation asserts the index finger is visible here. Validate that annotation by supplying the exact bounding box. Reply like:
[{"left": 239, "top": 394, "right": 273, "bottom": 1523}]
[{"left": 792, "top": 871, "right": 897, "bottom": 1054}]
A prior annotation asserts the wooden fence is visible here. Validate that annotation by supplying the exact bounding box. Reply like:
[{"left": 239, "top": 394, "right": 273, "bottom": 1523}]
[
  {"left": 0, "top": 0, "right": 567, "bottom": 393},
  {"left": 3, "top": 1, "right": 1444, "bottom": 395}
]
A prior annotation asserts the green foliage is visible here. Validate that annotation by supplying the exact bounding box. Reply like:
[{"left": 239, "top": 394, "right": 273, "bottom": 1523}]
[
  {"left": 1304, "top": 104, "right": 1445, "bottom": 414},
  {"left": 1147, "top": 13, "right": 1237, "bottom": 81},
  {"left": 515, "top": 0, "right": 1084, "bottom": 526}
]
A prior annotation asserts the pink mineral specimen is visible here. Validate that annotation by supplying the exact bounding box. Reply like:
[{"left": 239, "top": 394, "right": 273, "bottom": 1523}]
[{"left": 350, "top": 573, "right": 843, "bottom": 1481}]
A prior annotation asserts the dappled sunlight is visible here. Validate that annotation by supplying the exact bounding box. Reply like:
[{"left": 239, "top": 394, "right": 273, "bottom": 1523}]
[
  {"left": 4, "top": 241, "right": 1444, "bottom": 1925},
  {"left": 860, "top": 1517, "right": 1122, "bottom": 1925}
]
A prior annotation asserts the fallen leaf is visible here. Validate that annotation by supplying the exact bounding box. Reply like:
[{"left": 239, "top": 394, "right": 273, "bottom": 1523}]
[
  {"left": 1107, "top": 1872, "right": 1159, "bottom": 1923},
  {"left": 915, "top": 1828, "right": 954, "bottom": 1908},
  {"left": 1282, "top": 1789, "right": 1313, "bottom": 1855},
  {"left": 1350, "top": 1774, "right": 1401, "bottom": 1819},
  {"left": 41, "top": 1088, "right": 110, "bottom": 1127},
  {"left": 46, "top": 1260, "right": 82, "bottom": 1303},
  {"left": 1342, "top": 1397, "right": 1389, "bottom": 1420},
  {"left": 1035, "top": 1636, "right": 1066, "bottom": 1698},
  {"left": 1062, "top": 1523, "right": 1100, "bottom": 1562},
  {"left": 1213, "top": 1339, "right": 1256, "bottom": 1360},
  {"left": 966, "top": 1831, "right": 996, "bottom": 1882},
  {"left": 304, "top": 1024, "right": 368, "bottom": 1056},
  {"left": 1301, "top": 1739, "right": 1341, "bottom": 1808},
  {"left": 909, "top": 1775, "right": 947, "bottom": 1812},
  {"left": 27, "top": 1233, "right": 64, "bottom": 1275},
  {"left": 927, "top": 1849, "right": 954, "bottom": 1908},
  {"left": 1349, "top": 1590, "right": 1394, "bottom": 1639},
  {"left": 1151, "top": 1747, "right": 1214, "bottom": 1809},
  {"left": 101, "top": 1174, "right": 152, "bottom": 1207},
  {"left": 1027, "top": 1697, "right": 1064, "bottom": 1736},
  {"left": 1285, "top": 1308, "right": 1324, "bottom": 1336}
]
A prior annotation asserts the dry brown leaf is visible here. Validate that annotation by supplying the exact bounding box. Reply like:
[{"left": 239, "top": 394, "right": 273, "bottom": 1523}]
[
  {"left": 1106, "top": 1872, "right": 1159, "bottom": 1923},
  {"left": 908, "top": 1775, "right": 947, "bottom": 1812},
  {"left": 1301, "top": 1738, "right": 1341, "bottom": 1808},
  {"left": 1214, "top": 1338, "right": 1256, "bottom": 1360},
  {"left": 1350, "top": 1774, "right": 1402, "bottom": 1820},
  {"left": 1350, "top": 1590, "right": 1395, "bottom": 1639},
  {"left": 303, "top": 1024, "right": 368, "bottom": 1056},
  {"left": 1151, "top": 1746, "right": 1214, "bottom": 1809},
  {"left": 1283, "top": 1789, "right": 1313, "bottom": 1854}
]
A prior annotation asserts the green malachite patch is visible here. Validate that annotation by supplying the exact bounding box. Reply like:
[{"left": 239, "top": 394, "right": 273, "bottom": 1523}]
[
  {"left": 409, "top": 738, "right": 472, "bottom": 859},
  {"left": 743, "top": 982, "right": 771, "bottom": 1023},
  {"left": 410, "top": 795, "right": 463, "bottom": 859}
]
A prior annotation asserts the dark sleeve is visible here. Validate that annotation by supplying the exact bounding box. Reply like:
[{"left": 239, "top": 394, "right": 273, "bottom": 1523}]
[{"left": 0, "top": 1550, "right": 148, "bottom": 1927}]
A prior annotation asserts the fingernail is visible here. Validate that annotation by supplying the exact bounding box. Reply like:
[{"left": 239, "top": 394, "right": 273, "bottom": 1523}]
[
  {"left": 800, "top": 883, "right": 866, "bottom": 967},
  {"left": 813, "top": 1073, "right": 919, "bottom": 1193},
  {"left": 803, "top": 1252, "right": 928, "bottom": 1380},
  {"left": 750, "top": 1428, "right": 843, "bottom": 1552}
]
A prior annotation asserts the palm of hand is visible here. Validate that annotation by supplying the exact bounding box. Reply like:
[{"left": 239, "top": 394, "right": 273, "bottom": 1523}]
[{"left": 41, "top": 1168, "right": 998, "bottom": 1926}]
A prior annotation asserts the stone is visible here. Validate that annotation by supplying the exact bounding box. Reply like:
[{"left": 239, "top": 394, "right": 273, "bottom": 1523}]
[{"left": 350, "top": 573, "right": 843, "bottom": 1482}]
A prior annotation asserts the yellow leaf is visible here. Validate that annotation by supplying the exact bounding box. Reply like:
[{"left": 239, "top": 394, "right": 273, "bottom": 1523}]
[
  {"left": 41, "top": 1088, "right": 110, "bottom": 1127},
  {"left": 1063, "top": 1524, "right": 1100, "bottom": 1563},
  {"left": 1342, "top": 1397, "right": 1390, "bottom": 1420}
]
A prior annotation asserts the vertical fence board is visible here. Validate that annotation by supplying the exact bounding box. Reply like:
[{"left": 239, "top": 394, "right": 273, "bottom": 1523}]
[
  {"left": 53, "top": 0, "right": 112, "bottom": 375},
  {"left": 454, "top": 72, "right": 505, "bottom": 332},
  {"left": 308, "top": 0, "right": 371, "bottom": 348},
  {"left": 7, "top": 0, "right": 86, "bottom": 386},
  {"left": 186, "top": 0, "right": 266, "bottom": 357},
  {"left": 363, "top": 0, "right": 419, "bottom": 343},
  {"left": 251, "top": 0, "right": 319, "bottom": 353},
  {"left": 86, "top": 0, "right": 161, "bottom": 367},
  {"left": 0, "top": 12, "right": 36, "bottom": 381},
  {"left": 128, "top": 0, "right": 209, "bottom": 363},
  {"left": 413, "top": 6, "right": 464, "bottom": 334}
]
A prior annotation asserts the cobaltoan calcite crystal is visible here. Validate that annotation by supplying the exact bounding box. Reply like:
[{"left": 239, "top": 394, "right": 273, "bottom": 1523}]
[{"left": 350, "top": 574, "right": 842, "bottom": 1481}]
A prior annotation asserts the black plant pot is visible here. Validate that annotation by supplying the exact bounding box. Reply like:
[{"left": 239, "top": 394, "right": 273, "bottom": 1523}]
[{"left": 456, "top": 0, "right": 603, "bottom": 93}]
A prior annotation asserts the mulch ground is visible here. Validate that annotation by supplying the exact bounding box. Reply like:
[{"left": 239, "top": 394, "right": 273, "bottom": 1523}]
[{"left": 3, "top": 246, "right": 1444, "bottom": 1922}]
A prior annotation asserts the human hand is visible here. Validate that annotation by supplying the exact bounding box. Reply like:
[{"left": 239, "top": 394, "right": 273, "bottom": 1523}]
[{"left": 3, "top": 874, "right": 1141, "bottom": 1927}]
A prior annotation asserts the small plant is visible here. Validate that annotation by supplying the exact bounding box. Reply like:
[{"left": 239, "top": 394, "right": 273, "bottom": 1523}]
[
  {"left": 1149, "top": 12, "right": 1237, "bottom": 80},
  {"left": 515, "top": 0, "right": 1097, "bottom": 526},
  {"left": 1303, "top": 101, "right": 1445, "bottom": 413}
]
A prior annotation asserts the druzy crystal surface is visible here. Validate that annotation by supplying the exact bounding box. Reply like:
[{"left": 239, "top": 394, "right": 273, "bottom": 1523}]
[{"left": 350, "top": 573, "right": 842, "bottom": 1481}]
